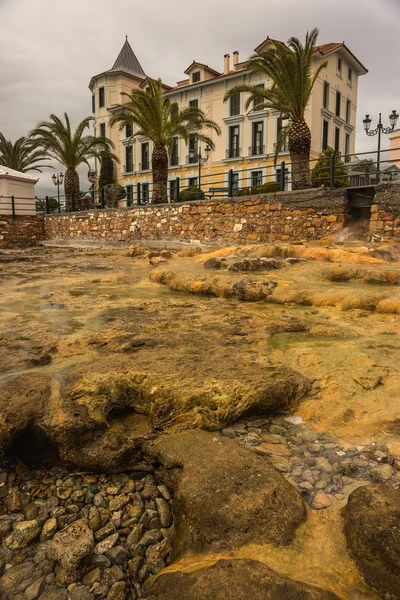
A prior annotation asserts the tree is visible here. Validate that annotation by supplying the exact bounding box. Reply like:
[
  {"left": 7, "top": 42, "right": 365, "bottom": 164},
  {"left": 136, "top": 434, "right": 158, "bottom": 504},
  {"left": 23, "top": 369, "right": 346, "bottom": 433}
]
[
  {"left": 103, "top": 184, "right": 126, "bottom": 208},
  {"left": 30, "top": 114, "right": 117, "bottom": 211},
  {"left": 99, "top": 152, "right": 115, "bottom": 189},
  {"left": 311, "top": 146, "right": 350, "bottom": 188},
  {"left": 110, "top": 79, "right": 221, "bottom": 204},
  {"left": 357, "top": 159, "right": 376, "bottom": 185},
  {"left": 224, "top": 28, "right": 327, "bottom": 190},
  {"left": 0, "top": 134, "right": 51, "bottom": 173},
  {"left": 35, "top": 197, "right": 59, "bottom": 213}
]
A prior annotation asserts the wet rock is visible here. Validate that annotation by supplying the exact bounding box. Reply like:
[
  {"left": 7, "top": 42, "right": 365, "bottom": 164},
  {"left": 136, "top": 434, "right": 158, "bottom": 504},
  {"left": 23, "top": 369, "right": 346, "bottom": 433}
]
[
  {"left": 315, "top": 457, "right": 333, "bottom": 474},
  {"left": 52, "top": 519, "right": 94, "bottom": 585},
  {"left": 96, "top": 532, "right": 119, "bottom": 554},
  {"left": 24, "top": 576, "right": 46, "bottom": 600},
  {"left": 155, "top": 498, "right": 172, "bottom": 528},
  {"left": 370, "top": 463, "right": 393, "bottom": 482},
  {"left": 40, "top": 517, "right": 58, "bottom": 542},
  {"left": 221, "top": 428, "right": 236, "bottom": 439},
  {"left": 109, "top": 494, "right": 129, "bottom": 512},
  {"left": 41, "top": 589, "right": 68, "bottom": 600},
  {"left": 312, "top": 491, "right": 332, "bottom": 510},
  {"left": 94, "top": 521, "right": 116, "bottom": 541},
  {"left": 69, "top": 586, "right": 94, "bottom": 600},
  {"left": 4, "top": 519, "right": 40, "bottom": 550},
  {"left": 148, "top": 558, "right": 340, "bottom": 599},
  {"left": 107, "top": 581, "right": 128, "bottom": 600},
  {"left": 343, "top": 485, "right": 400, "bottom": 600},
  {"left": 106, "top": 545, "right": 131, "bottom": 565}
]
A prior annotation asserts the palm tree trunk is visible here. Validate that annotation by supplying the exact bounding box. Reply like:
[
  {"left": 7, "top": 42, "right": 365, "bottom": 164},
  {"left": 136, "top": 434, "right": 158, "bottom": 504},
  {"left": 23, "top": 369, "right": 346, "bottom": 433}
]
[
  {"left": 64, "top": 167, "right": 81, "bottom": 211},
  {"left": 152, "top": 143, "right": 168, "bottom": 204},
  {"left": 289, "top": 121, "right": 313, "bottom": 190}
]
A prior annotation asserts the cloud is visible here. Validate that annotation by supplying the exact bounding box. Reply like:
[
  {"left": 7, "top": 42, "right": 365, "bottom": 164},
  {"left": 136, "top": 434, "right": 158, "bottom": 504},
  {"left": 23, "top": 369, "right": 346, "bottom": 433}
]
[{"left": 0, "top": 0, "right": 399, "bottom": 197}]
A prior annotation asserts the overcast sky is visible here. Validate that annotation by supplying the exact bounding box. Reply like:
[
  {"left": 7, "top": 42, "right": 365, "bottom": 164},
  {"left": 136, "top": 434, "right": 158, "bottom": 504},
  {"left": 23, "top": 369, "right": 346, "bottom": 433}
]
[{"left": 1, "top": 0, "right": 399, "bottom": 197}]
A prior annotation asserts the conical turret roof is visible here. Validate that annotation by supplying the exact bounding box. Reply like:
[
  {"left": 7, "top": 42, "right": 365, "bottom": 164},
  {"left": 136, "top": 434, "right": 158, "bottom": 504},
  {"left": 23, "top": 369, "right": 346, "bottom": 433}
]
[{"left": 110, "top": 36, "right": 146, "bottom": 79}]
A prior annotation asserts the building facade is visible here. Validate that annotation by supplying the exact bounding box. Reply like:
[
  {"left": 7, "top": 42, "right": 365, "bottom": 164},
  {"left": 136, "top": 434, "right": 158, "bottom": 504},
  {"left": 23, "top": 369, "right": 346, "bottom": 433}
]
[{"left": 89, "top": 36, "right": 367, "bottom": 202}]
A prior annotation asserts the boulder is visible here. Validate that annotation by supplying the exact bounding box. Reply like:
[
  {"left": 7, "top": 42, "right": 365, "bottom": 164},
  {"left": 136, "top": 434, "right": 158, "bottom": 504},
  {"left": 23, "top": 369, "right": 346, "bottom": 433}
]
[
  {"left": 148, "top": 558, "right": 340, "bottom": 599},
  {"left": 51, "top": 519, "right": 94, "bottom": 585},
  {"left": 145, "top": 430, "right": 306, "bottom": 557},
  {"left": 343, "top": 485, "right": 400, "bottom": 599}
]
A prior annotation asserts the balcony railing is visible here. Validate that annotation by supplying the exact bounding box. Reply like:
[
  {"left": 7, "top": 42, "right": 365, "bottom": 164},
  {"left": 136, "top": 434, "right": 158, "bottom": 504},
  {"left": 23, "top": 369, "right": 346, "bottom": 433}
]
[
  {"left": 170, "top": 156, "right": 179, "bottom": 167},
  {"left": 248, "top": 145, "right": 265, "bottom": 156},
  {"left": 139, "top": 161, "right": 151, "bottom": 171},
  {"left": 124, "top": 165, "right": 134, "bottom": 174},
  {"left": 273, "top": 142, "right": 289, "bottom": 153},
  {"left": 186, "top": 154, "right": 198, "bottom": 164},
  {"left": 226, "top": 147, "right": 241, "bottom": 159}
]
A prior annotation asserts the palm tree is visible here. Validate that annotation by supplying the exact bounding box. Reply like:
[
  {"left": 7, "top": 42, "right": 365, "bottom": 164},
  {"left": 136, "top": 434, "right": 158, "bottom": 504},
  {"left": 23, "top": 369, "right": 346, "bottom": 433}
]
[
  {"left": 110, "top": 79, "right": 221, "bottom": 204},
  {"left": 224, "top": 28, "right": 327, "bottom": 190},
  {"left": 0, "top": 134, "right": 51, "bottom": 173},
  {"left": 30, "top": 114, "right": 117, "bottom": 210}
]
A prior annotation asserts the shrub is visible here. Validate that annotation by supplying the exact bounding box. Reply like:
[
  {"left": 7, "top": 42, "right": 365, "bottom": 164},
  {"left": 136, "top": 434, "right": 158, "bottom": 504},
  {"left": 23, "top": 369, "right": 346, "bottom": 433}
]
[
  {"left": 311, "top": 146, "right": 350, "bottom": 188},
  {"left": 103, "top": 184, "right": 126, "bottom": 208},
  {"left": 179, "top": 186, "right": 205, "bottom": 202},
  {"left": 236, "top": 182, "right": 280, "bottom": 197}
]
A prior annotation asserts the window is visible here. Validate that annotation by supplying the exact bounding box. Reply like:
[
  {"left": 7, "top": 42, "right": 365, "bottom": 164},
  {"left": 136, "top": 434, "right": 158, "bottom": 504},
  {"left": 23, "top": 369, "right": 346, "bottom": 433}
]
[
  {"left": 170, "top": 105, "right": 179, "bottom": 120},
  {"left": 192, "top": 71, "right": 201, "bottom": 83},
  {"left": 276, "top": 167, "right": 289, "bottom": 190},
  {"left": 251, "top": 171, "right": 262, "bottom": 187},
  {"left": 125, "top": 146, "right": 133, "bottom": 173},
  {"left": 232, "top": 172, "right": 239, "bottom": 195},
  {"left": 337, "top": 57, "right": 342, "bottom": 76},
  {"left": 348, "top": 68, "right": 352, "bottom": 85},
  {"left": 346, "top": 99, "right": 351, "bottom": 124},
  {"left": 323, "top": 81, "right": 329, "bottom": 109},
  {"left": 170, "top": 138, "right": 179, "bottom": 166},
  {"left": 322, "top": 120, "right": 329, "bottom": 151},
  {"left": 188, "top": 135, "right": 198, "bottom": 163},
  {"left": 335, "top": 91, "right": 341, "bottom": 117},
  {"left": 141, "top": 143, "right": 149, "bottom": 170},
  {"left": 189, "top": 99, "right": 199, "bottom": 109},
  {"left": 230, "top": 93, "right": 240, "bottom": 116},
  {"left": 228, "top": 125, "right": 240, "bottom": 158},
  {"left": 253, "top": 84, "right": 265, "bottom": 111},
  {"left": 334, "top": 127, "right": 340, "bottom": 152},
  {"left": 92, "top": 95, "right": 95, "bottom": 113},
  {"left": 142, "top": 183, "right": 149, "bottom": 203},
  {"left": 345, "top": 133, "right": 350, "bottom": 163},
  {"left": 276, "top": 116, "right": 289, "bottom": 152},
  {"left": 126, "top": 124, "right": 133, "bottom": 138},
  {"left": 188, "top": 177, "right": 198, "bottom": 187},
  {"left": 126, "top": 185, "right": 133, "bottom": 205},
  {"left": 100, "top": 123, "right": 106, "bottom": 137},
  {"left": 169, "top": 180, "right": 177, "bottom": 202},
  {"left": 251, "top": 122, "right": 264, "bottom": 155},
  {"left": 99, "top": 87, "right": 105, "bottom": 108}
]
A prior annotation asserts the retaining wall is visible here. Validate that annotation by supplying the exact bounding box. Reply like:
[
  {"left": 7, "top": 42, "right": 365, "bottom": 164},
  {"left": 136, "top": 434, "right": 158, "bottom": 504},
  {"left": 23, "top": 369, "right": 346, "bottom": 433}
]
[
  {"left": 370, "top": 182, "right": 400, "bottom": 241},
  {"left": 44, "top": 188, "right": 347, "bottom": 246},
  {"left": 0, "top": 215, "right": 45, "bottom": 249}
]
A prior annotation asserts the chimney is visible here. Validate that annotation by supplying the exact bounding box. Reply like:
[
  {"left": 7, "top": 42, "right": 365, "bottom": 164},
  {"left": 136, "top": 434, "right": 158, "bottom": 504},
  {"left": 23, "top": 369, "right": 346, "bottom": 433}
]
[
  {"left": 224, "top": 54, "right": 230, "bottom": 74},
  {"left": 233, "top": 51, "right": 239, "bottom": 68}
]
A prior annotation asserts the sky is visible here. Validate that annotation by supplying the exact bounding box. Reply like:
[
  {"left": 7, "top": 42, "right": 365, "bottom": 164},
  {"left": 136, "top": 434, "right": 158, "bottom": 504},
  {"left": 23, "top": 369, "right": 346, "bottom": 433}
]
[{"left": 1, "top": 0, "right": 399, "bottom": 197}]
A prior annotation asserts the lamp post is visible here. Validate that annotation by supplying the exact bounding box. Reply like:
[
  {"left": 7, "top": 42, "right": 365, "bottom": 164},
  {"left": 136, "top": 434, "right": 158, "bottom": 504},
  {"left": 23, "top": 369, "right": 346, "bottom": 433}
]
[
  {"left": 189, "top": 141, "right": 211, "bottom": 199},
  {"left": 363, "top": 110, "right": 399, "bottom": 183},
  {"left": 52, "top": 172, "right": 64, "bottom": 212}
]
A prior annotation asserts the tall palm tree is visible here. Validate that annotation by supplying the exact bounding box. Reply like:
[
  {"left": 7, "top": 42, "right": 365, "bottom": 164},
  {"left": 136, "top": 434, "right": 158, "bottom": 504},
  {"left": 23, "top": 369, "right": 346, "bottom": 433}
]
[
  {"left": 110, "top": 79, "right": 221, "bottom": 204},
  {"left": 0, "top": 134, "right": 51, "bottom": 173},
  {"left": 30, "top": 114, "right": 117, "bottom": 210},
  {"left": 224, "top": 28, "right": 327, "bottom": 190}
]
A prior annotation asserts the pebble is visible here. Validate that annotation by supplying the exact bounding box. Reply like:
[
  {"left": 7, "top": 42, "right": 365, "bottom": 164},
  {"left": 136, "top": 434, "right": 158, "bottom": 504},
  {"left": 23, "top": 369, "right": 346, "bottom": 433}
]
[
  {"left": 312, "top": 491, "right": 332, "bottom": 509},
  {"left": 221, "top": 428, "right": 237, "bottom": 439}
]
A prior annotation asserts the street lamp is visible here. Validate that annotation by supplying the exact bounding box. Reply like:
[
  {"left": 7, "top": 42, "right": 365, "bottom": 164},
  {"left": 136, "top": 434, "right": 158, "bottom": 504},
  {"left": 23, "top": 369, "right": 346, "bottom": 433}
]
[
  {"left": 363, "top": 110, "right": 399, "bottom": 183},
  {"left": 52, "top": 172, "right": 64, "bottom": 212},
  {"left": 189, "top": 141, "right": 211, "bottom": 199}
]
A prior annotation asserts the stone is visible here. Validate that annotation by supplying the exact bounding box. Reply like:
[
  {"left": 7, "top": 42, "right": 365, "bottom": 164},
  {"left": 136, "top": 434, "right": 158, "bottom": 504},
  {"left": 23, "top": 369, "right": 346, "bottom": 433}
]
[
  {"left": 149, "top": 256, "right": 167, "bottom": 266},
  {"left": 315, "top": 457, "right": 333, "bottom": 474},
  {"left": 312, "top": 491, "right": 332, "bottom": 510},
  {"left": 96, "top": 532, "right": 119, "bottom": 554},
  {"left": 221, "top": 428, "right": 236, "bottom": 439},
  {"left": 138, "top": 529, "right": 164, "bottom": 548},
  {"left": 56, "top": 487, "right": 72, "bottom": 500},
  {"left": 109, "top": 494, "right": 129, "bottom": 512},
  {"left": 40, "top": 590, "right": 68, "bottom": 600},
  {"left": 23, "top": 575, "right": 46, "bottom": 600},
  {"left": 51, "top": 518, "right": 94, "bottom": 585},
  {"left": 40, "top": 517, "right": 57, "bottom": 542},
  {"left": 107, "top": 581, "right": 127, "bottom": 600},
  {"left": 269, "top": 425, "right": 287, "bottom": 435},
  {"left": 82, "top": 567, "right": 102, "bottom": 586},
  {"left": 106, "top": 545, "right": 131, "bottom": 565},
  {"left": 69, "top": 586, "right": 94, "bottom": 600},
  {"left": 4, "top": 519, "right": 40, "bottom": 550},
  {"left": 370, "top": 463, "right": 393, "bottom": 482},
  {"left": 155, "top": 497, "right": 173, "bottom": 528},
  {"left": 91, "top": 554, "right": 111, "bottom": 569},
  {"left": 88, "top": 507, "right": 102, "bottom": 532},
  {"left": 148, "top": 558, "right": 340, "bottom": 599},
  {"left": 23, "top": 503, "right": 38, "bottom": 520},
  {"left": 126, "top": 524, "right": 144, "bottom": 553},
  {"left": 253, "top": 443, "right": 290, "bottom": 457},
  {"left": 94, "top": 521, "right": 116, "bottom": 541},
  {"left": 343, "top": 485, "right": 400, "bottom": 600},
  {"left": 127, "top": 556, "right": 145, "bottom": 580}
]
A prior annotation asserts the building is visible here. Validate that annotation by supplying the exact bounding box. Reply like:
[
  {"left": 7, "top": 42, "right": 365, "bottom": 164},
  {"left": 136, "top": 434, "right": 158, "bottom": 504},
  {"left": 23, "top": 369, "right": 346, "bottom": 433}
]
[
  {"left": 0, "top": 167, "right": 38, "bottom": 215},
  {"left": 389, "top": 128, "right": 400, "bottom": 170},
  {"left": 89, "top": 35, "right": 367, "bottom": 202}
]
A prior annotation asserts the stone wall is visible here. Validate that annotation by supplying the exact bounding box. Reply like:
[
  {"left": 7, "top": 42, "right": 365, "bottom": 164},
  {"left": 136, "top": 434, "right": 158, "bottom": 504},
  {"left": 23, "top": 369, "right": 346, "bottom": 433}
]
[
  {"left": 44, "top": 188, "right": 346, "bottom": 246},
  {"left": 0, "top": 215, "right": 45, "bottom": 249},
  {"left": 370, "top": 182, "right": 400, "bottom": 241}
]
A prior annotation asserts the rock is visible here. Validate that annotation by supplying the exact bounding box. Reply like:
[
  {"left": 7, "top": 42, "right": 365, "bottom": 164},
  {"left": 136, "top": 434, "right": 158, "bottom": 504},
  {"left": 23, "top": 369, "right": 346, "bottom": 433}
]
[
  {"left": 51, "top": 518, "right": 94, "bottom": 585},
  {"left": 94, "top": 521, "right": 116, "bottom": 541},
  {"left": 91, "top": 554, "right": 111, "bottom": 569},
  {"left": 4, "top": 519, "right": 40, "bottom": 550},
  {"left": 343, "top": 485, "right": 400, "bottom": 599},
  {"left": 138, "top": 529, "right": 164, "bottom": 549},
  {"left": 23, "top": 576, "right": 46, "bottom": 600},
  {"left": 69, "top": 586, "right": 94, "bottom": 600},
  {"left": 126, "top": 525, "right": 144, "bottom": 553},
  {"left": 88, "top": 507, "right": 102, "bottom": 532},
  {"left": 149, "top": 256, "right": 167, "bottom": 266},
  {"left": 107, "top": 581, "right": 127, "bottom": 600},
  {"left": 370, "top": 463, "right": 393, "bottom": 482},
  {"left": 315, "top": 458, "right": 333, "bottom": 474},
  {"left": 312, "top": 492, "right": 332, "bottom": 510},
  {"left": 23, "top": 503, "right": 39, "bottom": 520},
  {"left": 82, "top": 567, "right": 102, "bottom": 586},
  {"left": 155, "top": 498, "right": 173, "bottom": 528},
  {"left": 40, "top": 589, "right": 68, "bottom": 600},
  {"left": 221, "top": 428, "right": 236, "bottom": 439},
  {"left": 269, "top": 425, "right": 287, "bottom": 435},
  {"left": 6, "top": 489, "right": 21, "bottom": 512},
  {"left": 109, "top": 494, "right": 129, "bottom": 512},
  {"left": 106, "top": 545, "right": 131, "bottom": 565},
  {"left": 253, "top": 443, "right": 290, "bottom": 457},
  {"left": 56, "top": 486, "right": 72, "bottom": 500},
  {"left": 148, "top": 558, "right": 340, "bottom": 599},
  {"left": 269, "top": 456, "right": 291, "bottom": 472},
  {"left": 145, "top": 430, "right": 305, "bottom": 557},
  {"left": 96, "top": 532, "right": 119, "bottom": 554},
  {"left": 127, "top": 556, "right": 145, "bottom": 580},
  {"left": 40, "top": 517, "right": 57, "bottom": 542}
]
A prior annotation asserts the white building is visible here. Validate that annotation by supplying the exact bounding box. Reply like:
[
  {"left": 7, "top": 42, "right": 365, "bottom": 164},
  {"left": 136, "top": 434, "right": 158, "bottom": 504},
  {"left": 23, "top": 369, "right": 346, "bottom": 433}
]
[{"left": 0, "top": 167, "right": 39, "bottom": 216}]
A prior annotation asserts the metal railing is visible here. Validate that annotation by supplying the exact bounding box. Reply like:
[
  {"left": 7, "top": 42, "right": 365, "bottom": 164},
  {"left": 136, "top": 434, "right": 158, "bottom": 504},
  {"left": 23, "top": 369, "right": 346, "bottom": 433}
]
[
  {"left": 248, "top": 145, "right": 265, "bottom": 156},
  {"left": 3, "top": 146, "right": 398, "bottom": 216},
  {"left": 139, "top": 161, "right": 151, "bottom": 171},
  {"left": 226, "top": 147, "right": 241, "bottom": 159}
]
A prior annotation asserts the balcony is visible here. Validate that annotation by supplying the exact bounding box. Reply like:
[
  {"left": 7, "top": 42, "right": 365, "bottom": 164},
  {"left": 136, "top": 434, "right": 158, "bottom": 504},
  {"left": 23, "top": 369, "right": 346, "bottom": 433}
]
[
  {"left": 248, "top": 145, "right": 265, "bottom": 157},
  {"left": 186, "top": 154, "right": 198, "bottom": 164},
  {"left": 139, "top": 161, "right": 151, "bottom": 171},
  {"left": 170, "top": 155, "right": 180, "bottom": 167},
  {"left": 226, "top": 147, "right": 241, "bottom": 159},
  {"left": 273, "top": 142, "right": 289, "bottom": 153}
]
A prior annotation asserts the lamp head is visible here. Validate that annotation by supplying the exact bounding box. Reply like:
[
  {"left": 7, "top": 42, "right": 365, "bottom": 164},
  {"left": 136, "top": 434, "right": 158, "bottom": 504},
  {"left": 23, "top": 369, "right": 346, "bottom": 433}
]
[
  {"left": 389, "top": 110, "right": 399, "bottom": 129},
  {"left": 363, "top": 114, "right": 372, "bottom": 132}
]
